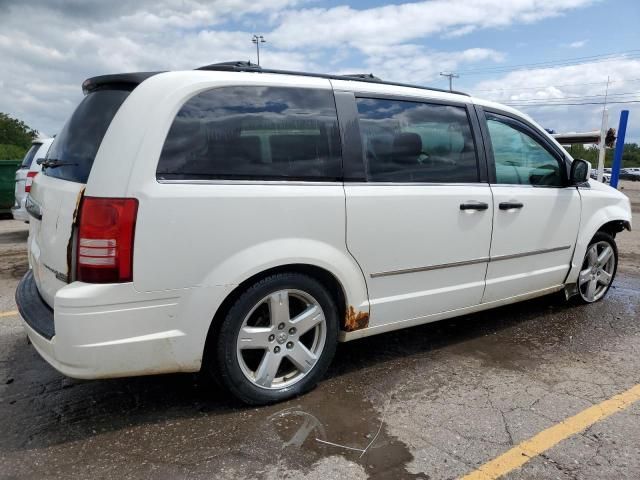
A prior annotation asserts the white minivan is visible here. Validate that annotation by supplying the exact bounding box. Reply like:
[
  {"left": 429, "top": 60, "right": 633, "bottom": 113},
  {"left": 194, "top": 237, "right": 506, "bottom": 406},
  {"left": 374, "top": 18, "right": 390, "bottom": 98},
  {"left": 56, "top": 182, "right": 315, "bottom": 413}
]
[
  {"left": 17, "top": 63, "right": 632, "bottom": 404},
  {"left": 11, "top": 137, "right": 54, "bottom": 222}
]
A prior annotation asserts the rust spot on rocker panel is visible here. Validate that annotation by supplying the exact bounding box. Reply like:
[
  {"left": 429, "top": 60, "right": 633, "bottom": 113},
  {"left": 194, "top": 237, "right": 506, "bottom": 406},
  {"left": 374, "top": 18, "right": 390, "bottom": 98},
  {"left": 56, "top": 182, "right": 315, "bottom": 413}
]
[{"left": 344, "top": 306, "right": 369, "bottom": 332}]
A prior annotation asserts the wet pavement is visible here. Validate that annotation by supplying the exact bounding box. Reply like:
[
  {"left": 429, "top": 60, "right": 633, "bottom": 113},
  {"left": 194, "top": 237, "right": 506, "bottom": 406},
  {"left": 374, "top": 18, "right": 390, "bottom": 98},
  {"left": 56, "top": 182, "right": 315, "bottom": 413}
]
[{"left": 1, "top": 217, "right": 639, "bottom": 479}]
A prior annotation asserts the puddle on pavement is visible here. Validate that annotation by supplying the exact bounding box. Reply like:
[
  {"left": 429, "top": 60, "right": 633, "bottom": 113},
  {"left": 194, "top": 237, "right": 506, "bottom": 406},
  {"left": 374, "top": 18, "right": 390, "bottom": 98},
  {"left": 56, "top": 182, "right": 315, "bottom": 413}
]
[{"left": 256, "top": 384, "right": 428, "bottom": 479}]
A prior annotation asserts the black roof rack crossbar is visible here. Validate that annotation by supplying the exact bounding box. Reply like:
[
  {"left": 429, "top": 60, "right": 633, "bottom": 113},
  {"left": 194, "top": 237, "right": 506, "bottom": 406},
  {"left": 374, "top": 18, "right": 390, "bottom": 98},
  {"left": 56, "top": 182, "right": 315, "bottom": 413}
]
[
  {"left": 196, "top": 61, "right": 261, "bottom": 71},
  {"left": 196, "top": 61, "right": 469, "bottom": 96},
  {"left": 341, "top": 73, "right": 381, "bottom": 81}
]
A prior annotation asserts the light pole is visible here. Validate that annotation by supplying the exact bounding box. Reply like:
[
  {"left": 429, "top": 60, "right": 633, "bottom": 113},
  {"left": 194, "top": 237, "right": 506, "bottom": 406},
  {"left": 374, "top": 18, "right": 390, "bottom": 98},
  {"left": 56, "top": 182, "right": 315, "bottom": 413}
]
[
  {"left": 440, "top": 72, "right": 459, "bottom": 92},
  {"left": 252, "top": 35, "right": 266, "bottom": 66}
]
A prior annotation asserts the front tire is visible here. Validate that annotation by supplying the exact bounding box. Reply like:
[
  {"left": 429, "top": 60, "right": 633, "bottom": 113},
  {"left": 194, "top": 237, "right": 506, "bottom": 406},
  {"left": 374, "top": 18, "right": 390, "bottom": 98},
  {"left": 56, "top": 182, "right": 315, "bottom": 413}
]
[
  {"left": 575, "top": 232, "right": 618, "bottom": 304},
  {"left": 212, "top": 272, "right": 339, "bottom": 405}
]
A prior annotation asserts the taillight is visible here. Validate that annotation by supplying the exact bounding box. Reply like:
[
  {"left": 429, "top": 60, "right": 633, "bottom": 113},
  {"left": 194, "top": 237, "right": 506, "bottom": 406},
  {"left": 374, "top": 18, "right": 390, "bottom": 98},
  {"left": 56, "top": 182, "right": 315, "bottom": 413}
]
[
  {"left": 25, "top": 171, "right": 38, "bottom": 193},
  {"left": 76, "top": 197, "right": 138, "bottom": 283}
]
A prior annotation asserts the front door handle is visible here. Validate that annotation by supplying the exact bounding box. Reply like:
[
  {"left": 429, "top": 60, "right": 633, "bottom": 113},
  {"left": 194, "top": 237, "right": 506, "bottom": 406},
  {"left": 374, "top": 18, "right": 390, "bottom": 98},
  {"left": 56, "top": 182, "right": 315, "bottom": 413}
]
[
  {"left": 460, "top": 202, "right": 489, "bottom": 211},
  {"left": 499, "top": 201, "right": 524, "bottom": 210}
]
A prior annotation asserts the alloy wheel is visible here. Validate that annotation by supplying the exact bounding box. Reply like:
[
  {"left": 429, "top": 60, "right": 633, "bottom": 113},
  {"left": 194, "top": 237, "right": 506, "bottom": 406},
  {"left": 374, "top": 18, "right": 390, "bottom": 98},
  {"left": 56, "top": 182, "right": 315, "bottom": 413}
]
[
  {"left": 578, "top": 241, "right": 616, "bottom": 302},
  {"left": 235, "top": 289, "right": 327, "bottom": 390}
]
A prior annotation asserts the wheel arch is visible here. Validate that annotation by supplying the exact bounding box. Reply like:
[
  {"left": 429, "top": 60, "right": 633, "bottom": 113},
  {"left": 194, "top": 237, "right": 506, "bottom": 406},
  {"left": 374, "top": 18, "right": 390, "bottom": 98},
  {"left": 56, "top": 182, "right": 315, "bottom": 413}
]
[
  {"left": 565, "top": 204, "right": 631, "bottom": 288},
  {"left": 597, "top": 219, "right": 631, "bottom": 237},
  {"left": 202, "top": 262, "right": 364, "bottom": 368}
]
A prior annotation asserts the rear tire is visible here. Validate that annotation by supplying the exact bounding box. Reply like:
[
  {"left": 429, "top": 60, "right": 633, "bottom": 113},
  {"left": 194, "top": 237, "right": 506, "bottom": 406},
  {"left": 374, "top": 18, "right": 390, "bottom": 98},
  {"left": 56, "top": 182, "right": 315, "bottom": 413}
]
[
  {"left": 211, "top": 272, "right": 339, "bottom": 405},
  {"left": 574, "top": 231, "right": 618, "bottom": 304}
]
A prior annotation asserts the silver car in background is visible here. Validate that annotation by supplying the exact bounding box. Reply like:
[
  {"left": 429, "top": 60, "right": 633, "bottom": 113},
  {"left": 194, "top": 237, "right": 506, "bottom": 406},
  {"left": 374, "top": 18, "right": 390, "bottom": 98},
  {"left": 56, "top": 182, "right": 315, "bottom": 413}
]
[{"left": 12, "top": 137, "right": 53, "bottom": 222}]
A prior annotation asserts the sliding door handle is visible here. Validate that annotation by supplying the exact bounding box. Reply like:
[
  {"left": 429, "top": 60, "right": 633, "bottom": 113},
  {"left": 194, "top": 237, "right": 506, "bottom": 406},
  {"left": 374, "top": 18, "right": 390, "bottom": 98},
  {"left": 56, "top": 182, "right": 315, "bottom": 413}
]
[
  {"left": 460, "top": 202, "right": 489, "bottom": 211},
  {"left": 499, "top": 201, "right": 524, "bottom": 210}
]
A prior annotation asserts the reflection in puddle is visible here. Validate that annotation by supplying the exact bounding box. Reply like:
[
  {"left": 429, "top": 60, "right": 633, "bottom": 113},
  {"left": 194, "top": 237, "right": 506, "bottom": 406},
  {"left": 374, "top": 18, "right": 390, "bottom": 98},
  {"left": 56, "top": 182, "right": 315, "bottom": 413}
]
[
  {"left": 262, "top": 386, "right": 428, "bottom": 479},
  {"left": 268, "top": 407, "right": 328, "bottom": 449}
]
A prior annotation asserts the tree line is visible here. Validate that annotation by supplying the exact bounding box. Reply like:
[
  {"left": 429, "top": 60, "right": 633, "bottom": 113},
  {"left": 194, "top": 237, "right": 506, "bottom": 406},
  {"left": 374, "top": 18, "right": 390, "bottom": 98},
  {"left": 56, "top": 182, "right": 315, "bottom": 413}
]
[
  {"left": 566, "top": 143, "right": 640, "bottom": 168},
  {"left": 0, "top": 113, "right": 38, "bottom": 160}
]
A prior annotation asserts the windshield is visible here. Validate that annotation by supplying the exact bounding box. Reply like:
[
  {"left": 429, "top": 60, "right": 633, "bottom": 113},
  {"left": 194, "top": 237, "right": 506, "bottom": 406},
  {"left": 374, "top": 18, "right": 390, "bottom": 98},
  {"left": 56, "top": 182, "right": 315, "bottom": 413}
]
[
  {"left": 44, "top": 89, "right": 130, "bottom": 183},
  {"left": 20, "top": 143, "right": 42, "bottom": 169}
]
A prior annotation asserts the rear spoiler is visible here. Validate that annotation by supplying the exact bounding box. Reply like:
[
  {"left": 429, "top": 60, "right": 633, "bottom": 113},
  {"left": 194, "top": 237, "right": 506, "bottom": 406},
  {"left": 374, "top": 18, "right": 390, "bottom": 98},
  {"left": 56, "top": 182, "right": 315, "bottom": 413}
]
[{"left": 81, "top": 72, "right": 163, "bottom": 95}]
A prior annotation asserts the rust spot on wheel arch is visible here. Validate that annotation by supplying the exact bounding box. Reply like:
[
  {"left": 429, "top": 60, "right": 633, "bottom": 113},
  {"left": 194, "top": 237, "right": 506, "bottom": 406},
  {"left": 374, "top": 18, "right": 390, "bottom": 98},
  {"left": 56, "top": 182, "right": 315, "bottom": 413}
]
[{"left": 344, "top": 306, "right": 369, "bottom": 332}]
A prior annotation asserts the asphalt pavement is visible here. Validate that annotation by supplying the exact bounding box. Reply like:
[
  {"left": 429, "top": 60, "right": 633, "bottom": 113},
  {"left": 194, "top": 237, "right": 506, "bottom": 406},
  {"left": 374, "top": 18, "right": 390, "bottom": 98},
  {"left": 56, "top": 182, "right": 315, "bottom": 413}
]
[{"left": 0, "top": 196, "right": 639, "bottom": 479}]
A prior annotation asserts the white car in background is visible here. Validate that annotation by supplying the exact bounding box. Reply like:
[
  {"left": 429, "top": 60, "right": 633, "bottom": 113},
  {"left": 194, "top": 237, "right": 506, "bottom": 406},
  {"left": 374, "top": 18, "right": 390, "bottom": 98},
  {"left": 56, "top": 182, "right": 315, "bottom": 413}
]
[
  {"left": 12, "top": 137, "right": 54, "bottom": 222},
  {"left": 16, "top": 63, "right": 632, "bottom": 405},
  {"left": 590, "top": 170, "right": 611, "bottom": 184}
]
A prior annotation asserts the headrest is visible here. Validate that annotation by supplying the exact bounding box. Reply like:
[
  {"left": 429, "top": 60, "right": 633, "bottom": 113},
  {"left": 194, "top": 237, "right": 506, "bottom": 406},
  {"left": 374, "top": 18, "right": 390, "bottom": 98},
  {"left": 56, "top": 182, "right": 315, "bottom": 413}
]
[{"left": 392, "top": 132, "right": 422, "bottom": 164}]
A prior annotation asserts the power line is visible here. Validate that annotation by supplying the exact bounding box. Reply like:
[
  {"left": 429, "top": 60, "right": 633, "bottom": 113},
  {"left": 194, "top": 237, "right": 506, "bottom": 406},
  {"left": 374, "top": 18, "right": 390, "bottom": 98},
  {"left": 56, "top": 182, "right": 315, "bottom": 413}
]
[
  {"left": 472, "top": 78, "right": 640, "bottom": 93},
  {"left": 488, "top": 91, "right": 640, "bottom": 103},
  {"left": 457, "top": 49, "right": 640, "bottom": 75},
  {"left": 459, "top": 50, "right": 640, "bottom": 74},
  {"left": 503, "top": 100, "right": 640, "bottom": 107},
  {"left": 461, "top": 54, "right": 640, "bottom": 75}
]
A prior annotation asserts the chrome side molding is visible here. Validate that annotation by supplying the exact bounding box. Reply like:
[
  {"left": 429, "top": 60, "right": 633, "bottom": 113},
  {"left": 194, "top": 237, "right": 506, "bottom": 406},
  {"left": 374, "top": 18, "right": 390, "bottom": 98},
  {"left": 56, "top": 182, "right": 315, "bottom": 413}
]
[{"left": 370, "top": 245, "right": 572, "bottom": 278}]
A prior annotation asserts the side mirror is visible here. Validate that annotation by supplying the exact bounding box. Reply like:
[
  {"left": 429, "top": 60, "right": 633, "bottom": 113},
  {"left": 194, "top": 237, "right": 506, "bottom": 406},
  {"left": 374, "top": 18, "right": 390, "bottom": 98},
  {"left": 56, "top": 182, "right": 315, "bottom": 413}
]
[{"left": 570, "top": 159, "right": 590, "bottom": 185}]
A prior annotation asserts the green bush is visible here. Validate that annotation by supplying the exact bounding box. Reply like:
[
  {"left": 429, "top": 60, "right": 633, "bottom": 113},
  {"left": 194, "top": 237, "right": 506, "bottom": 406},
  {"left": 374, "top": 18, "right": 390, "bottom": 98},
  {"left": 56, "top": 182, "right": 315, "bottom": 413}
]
[
  {"left": 0, "top": 113, "right": 38, "bottom": 149},
  {"left": 565, "top": 143, "right": 640, "bottom": 168},
  {"left": 0, "top": 143, "right": 26, "bottom": 161}
]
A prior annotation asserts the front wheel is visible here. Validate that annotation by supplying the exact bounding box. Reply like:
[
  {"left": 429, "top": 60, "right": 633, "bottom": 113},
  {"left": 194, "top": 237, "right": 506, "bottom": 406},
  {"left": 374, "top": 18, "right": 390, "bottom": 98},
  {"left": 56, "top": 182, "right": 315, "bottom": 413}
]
[
  {"left": 576, "top": 232, "right": 618, "bottom": 304},
  {"left": 212, "top": 273, "right": 339, "bottom": 405}
]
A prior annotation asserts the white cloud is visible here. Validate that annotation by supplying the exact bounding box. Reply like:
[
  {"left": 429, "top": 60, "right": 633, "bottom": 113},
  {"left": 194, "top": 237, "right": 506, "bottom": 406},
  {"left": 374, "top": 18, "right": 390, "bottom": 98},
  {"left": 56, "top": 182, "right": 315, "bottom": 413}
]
[
  {"left": 270, "top": 0, "right": 595, "bottom": 50},
  {"left": 352, "top": 47, "right": 504, "bottom": 86},
  {"left": 0, "top": 0, "right": 598, "bottom": 138},
  {"left": 443, "top": 25, "right": 477, "bottom": 39},
  {"left": 565, "top": 39, "right": 588, "bottom": 48},
  {"left": 469, "top": 57, "right": 640, "bottom": 142}
]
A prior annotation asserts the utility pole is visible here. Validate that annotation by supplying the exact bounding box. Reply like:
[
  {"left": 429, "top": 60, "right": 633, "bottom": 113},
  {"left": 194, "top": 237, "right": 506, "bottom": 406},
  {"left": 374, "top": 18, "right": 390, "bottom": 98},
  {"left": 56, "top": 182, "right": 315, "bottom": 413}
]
[
  {"left": 252, "top": 35, "right": 266, "bottom": 66},
  {"left": 440, "top": 72, "right": 459, "bottom": 91},
  {"left": 596, "top": 76, "right": 611, "bottom": 182}
]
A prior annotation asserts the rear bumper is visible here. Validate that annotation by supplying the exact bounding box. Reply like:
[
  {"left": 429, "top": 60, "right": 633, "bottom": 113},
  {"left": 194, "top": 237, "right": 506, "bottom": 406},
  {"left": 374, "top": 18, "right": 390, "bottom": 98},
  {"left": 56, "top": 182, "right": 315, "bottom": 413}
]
[
  {"left": 15, "top": 271, "right": 203, "bottom": 379},
  {"left": 11, "top": 205, "right": 28, "bottom": 222},
  {"left": 11, "top": 196, "right": 29, "bottom": 222},
  {"left": 15, "top": 271, "right": 54, "bottom": 339}
]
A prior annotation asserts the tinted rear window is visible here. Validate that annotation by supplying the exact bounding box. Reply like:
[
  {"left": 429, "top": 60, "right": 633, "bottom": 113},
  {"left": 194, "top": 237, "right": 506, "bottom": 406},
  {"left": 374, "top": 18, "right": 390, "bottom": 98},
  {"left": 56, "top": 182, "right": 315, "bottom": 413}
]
[
  {"left": 20, "top": 143, "right": 42, "bottom": 168},
  {"left": 44, "top": 89, "right": 130, "bottom": 183},
  {"left": 157, "top": 86, "right": 342, "bottom": 181}
]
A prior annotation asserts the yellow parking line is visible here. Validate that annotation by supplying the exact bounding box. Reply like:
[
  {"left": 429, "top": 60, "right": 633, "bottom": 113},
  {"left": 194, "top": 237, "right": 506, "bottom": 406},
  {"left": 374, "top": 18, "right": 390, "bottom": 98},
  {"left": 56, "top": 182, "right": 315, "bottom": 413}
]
[
  {"left": 460, "top": 383, "right": 640, "bottom": 480},
  {"left": 0, "top": 310, "right": 19, "bottom": 318}
]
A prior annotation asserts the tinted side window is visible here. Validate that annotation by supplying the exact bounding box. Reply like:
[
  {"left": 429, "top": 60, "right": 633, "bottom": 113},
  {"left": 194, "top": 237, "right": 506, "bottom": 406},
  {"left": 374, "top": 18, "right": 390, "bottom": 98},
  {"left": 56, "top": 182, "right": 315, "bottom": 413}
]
[
  {"left": 486, "top": 114, "right": 564, "bottom": 186},
  {"left": 157, "top": 87, "right": 341, "bottom": 181},
  {"left": 45, "top": 89, "right": 131, "bottom": 183},
  {"left": 356, "top": 98, "right": 479, "bottom": 183}
]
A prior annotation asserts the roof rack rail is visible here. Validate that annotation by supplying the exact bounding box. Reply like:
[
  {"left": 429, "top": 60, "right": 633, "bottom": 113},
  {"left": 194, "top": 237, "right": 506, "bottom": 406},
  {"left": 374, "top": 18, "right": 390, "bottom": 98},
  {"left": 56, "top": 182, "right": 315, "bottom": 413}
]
[
  {"left": 341, "top": 73, "right": 381, "bottom": 81},
  {"left": 195, "top": 61, "right": 468, "bottom": 96},
  {"left": 196, "top": 61, "right": 261, "bottom": 71}
]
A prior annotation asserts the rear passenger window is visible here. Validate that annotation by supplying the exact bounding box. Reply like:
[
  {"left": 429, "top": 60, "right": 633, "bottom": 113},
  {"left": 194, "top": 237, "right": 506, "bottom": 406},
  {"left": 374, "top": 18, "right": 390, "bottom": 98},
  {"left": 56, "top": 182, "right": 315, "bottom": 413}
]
[
  {"left": 157, "top": 87, "right": 342, "bottom": 181},
  {"left": 356, "top": 98, "right": 479, "bottom": 183}
]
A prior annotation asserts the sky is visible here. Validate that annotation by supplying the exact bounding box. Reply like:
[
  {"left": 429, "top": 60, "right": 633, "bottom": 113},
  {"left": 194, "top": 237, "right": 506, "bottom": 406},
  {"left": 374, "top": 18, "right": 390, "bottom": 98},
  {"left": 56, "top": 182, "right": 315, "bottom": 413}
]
[{"left": 1, "top": 0, "right": 639, "bottom": 142}]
